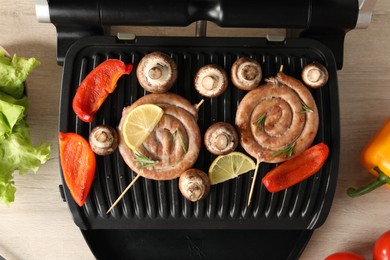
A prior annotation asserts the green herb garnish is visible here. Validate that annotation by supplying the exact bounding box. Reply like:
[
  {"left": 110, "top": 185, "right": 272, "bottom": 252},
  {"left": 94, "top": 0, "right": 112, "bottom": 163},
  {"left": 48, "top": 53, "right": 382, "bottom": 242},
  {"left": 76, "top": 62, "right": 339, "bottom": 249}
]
[
  {"left": 134, "top": 151, "right": 159, "bottom": 169},
  {"left": 272, "top": 142, "right": 296, "bottom": 158},
  {"left": 172, "top": 128, "right": 187, "bottom": 153},
  {"left": 252, "top": 113, "right": 267, "bottom": 130},
  {"left": 300, "top": 100, "right": 313, "bottom": 114}
]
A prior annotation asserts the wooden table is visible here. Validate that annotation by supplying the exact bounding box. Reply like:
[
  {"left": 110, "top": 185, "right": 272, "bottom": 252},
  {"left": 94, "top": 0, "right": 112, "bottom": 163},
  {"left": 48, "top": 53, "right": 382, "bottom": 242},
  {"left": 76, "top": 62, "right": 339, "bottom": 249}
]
[{"left": 1, "top": 1, "right": 389, "bottom": 259}]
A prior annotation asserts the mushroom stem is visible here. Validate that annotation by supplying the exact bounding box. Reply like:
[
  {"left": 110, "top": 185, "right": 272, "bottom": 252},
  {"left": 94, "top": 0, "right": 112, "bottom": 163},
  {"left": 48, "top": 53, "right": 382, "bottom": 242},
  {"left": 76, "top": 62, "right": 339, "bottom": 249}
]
[
  {"left": 106, "top": 174, "right": 141, "bottom": 214},
  {"left": 215, "top": 133, "right": 229, "bottom": 150},
  {"left": 148, "top": 66, "right": 163, "bottom": 80},
  {"left": 240, "top": 64, "right": 258, "bottom": 81},
  {"left": 201, "top": 75, "right": 217, "bottom": 90},
  {"left": 306, "top": 69, "right": 321, "bottom": 83},
  {"left": 247, "top": 160, "right": 261, "bottom": 206}
]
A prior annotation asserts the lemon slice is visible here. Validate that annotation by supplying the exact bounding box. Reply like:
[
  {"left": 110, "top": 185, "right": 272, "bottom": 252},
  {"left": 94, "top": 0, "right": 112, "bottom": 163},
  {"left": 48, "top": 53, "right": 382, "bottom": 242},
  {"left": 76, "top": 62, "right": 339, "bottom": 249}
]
[
  {"left": 208, "top": 151, "right": 256, "bottom": 185},
  {"left": 122, "top": 104, "right": 164, "bottom": 151}
]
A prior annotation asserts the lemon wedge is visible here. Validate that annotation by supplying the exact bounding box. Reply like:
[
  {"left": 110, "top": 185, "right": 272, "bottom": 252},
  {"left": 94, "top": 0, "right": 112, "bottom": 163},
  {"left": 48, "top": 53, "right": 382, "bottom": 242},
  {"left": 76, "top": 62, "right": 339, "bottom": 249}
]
[
  {"left": 122, "top": 104, "right": 163, "bottom": 151},
  {"left": 208, "top": 151, "right": 256, "bottom": 185}
]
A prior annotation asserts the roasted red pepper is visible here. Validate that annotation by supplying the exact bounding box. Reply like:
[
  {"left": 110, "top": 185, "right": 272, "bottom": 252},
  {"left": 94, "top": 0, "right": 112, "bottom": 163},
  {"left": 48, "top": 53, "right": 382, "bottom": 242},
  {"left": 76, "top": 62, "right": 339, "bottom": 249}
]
[
  {"left": 325, "top": 252, "right": 365, "bottom": 260},
  {"left": 262, "top": 143, "right": 329, "bottom": 192},
  {"left": 374, "top": 230, "right": 390, "bottom": 260},
  {"left": 72, "top": 59, "right": 133, "bottom": 122},
  {"left": 59, "top": 132, "right": 96, "bottom": 206}
]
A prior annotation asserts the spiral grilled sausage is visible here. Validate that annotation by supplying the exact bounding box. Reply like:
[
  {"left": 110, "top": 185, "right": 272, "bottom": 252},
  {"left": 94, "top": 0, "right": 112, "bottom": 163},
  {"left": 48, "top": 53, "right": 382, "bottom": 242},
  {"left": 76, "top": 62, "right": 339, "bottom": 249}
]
[
  {"left": 235, "top": 72, "right": 319, "bottom": 163},
  {"left": 118, "top": 93, "right": 201, "bottom": 180}
]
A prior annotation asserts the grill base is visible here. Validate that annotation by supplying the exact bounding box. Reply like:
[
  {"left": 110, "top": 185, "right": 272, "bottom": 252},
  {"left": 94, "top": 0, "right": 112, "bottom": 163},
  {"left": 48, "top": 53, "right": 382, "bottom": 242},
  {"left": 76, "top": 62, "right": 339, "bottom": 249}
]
[{"left": 82, "top": 229, "right": 313, "bottom": 260}]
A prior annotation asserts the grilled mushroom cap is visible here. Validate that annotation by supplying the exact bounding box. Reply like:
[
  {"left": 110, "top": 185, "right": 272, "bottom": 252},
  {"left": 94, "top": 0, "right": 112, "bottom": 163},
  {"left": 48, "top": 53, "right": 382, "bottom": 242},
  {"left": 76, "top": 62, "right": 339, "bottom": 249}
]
[
  {"left": 204, "top": 122, "right": 238, "bottom": 155},
  {"left": 194, "top": 64, "right": 228, "bottom": 98},
  {"left": 136, "top": 51, "right": 178, "bottom": 93},
  {"left": 89, "top": 125, "right": 119, "bottom": 155},
  {"left": 178, "top": 168, "right": 211, "bottom": 202},
  {"left": 231, "top": 57, "right": 262, "bottom": 91},
  {"left": 301, "top": 63, "right": 329, "bottom": 88}
]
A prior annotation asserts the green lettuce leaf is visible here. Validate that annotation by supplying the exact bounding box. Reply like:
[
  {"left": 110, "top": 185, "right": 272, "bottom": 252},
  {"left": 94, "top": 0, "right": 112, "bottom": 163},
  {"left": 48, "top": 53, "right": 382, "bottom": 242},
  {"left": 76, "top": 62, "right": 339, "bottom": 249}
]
[
  {"left": 0, "top": 53, "right": 40, "bottom": 99},
  {"left": 0, "top": 167, "right": 16, "bottom": 206},
  {"left": 0, "top": 49, "right": 11, "bottom": 65},
  {"left": 0, "top": 119, "right": 51, "bottom": 205},
  {"left": 0, "top": 99, "right": 25, "bottom": 143},
  {"left": 0, "top": 51, "right": 50, "bottom": 206},
  {"left": 0, "top": 91, "right": 29, "bottom": 111}
]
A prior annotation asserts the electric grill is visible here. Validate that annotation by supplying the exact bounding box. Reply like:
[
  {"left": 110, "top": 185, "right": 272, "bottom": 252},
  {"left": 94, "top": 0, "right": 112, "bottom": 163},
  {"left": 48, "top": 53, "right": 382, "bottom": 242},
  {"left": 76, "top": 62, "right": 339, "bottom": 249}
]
[{"left": 36, "top": 0, "right": 377, "bottom": 259}]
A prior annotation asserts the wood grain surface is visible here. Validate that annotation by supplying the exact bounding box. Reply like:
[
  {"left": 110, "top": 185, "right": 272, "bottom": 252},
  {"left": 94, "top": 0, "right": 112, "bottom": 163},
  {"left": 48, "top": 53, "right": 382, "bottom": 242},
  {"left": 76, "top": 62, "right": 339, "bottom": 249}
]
[{"left": 0, "top": 0, "right": 389, "bottom": 259}]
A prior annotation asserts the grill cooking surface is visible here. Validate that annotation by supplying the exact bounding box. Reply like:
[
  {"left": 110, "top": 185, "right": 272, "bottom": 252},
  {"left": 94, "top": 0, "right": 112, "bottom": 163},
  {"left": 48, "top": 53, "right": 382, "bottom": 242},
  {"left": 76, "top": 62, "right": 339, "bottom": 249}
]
[{"left": 59, "top": 36, "right": 339, "bottom": 230}]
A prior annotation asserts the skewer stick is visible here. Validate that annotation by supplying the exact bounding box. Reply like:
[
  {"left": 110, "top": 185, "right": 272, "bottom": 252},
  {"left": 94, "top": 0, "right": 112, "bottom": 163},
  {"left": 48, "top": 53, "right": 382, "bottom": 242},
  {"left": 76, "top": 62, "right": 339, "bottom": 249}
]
[
  {"left": 106, "top": 174, "right": 141, "bottom": 214},
  {"left": 279, "top": 64, "right": 284, "bottom": 72},
  {"left": 195, "top": 99, "right": 205, "bottom": 110},
  {"left": 247, "top": 160, "right": 261, "bottom": 206}
]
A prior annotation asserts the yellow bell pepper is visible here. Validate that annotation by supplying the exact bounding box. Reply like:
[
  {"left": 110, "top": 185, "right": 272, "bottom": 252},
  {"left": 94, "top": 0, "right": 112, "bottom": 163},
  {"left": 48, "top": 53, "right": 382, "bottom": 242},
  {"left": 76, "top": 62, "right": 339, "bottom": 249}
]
[{"left": 347, "top": 118, "right": 390, "bottom": 197}]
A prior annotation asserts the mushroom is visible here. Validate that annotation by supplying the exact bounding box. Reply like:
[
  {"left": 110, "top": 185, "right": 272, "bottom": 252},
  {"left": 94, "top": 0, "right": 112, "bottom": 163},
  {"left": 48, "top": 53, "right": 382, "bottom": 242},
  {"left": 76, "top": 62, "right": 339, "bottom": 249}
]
[
  {"left": 136, "top": 51, "right": 178, "bottom": 93},
  {"left": 231, "top": 57, "right": 262, "bottom": 91},
  {"left": 178, "top": 168, "right": 211, "bottom": 202},
  {"left": 204, "top": 122, "right": 238, "bottom": 155},
  {"left": 89, "top": 125, "right": 119, "bottom": 156},
  {"left": 301, "top": 63, "right": 329, "bottom": 88},
  {"left": 194, "top": 64, "right": 228, "bottom": 98}
]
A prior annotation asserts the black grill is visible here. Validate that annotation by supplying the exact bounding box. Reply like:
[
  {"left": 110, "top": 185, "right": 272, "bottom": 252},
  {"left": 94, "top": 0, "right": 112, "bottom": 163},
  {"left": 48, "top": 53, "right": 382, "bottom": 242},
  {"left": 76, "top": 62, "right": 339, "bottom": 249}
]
[{"left": 59, "top": 36, "right": 339, "bottom": 231}]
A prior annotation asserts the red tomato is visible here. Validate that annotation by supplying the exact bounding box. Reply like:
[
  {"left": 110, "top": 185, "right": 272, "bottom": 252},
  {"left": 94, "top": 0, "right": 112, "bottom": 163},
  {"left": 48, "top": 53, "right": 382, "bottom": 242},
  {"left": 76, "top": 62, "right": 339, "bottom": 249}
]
[
  {"left": 325, "top": 252, "right": 365, "bottom": 260},
  {"left": 374, "top": 231, "right": 390, "bottom": 260}
]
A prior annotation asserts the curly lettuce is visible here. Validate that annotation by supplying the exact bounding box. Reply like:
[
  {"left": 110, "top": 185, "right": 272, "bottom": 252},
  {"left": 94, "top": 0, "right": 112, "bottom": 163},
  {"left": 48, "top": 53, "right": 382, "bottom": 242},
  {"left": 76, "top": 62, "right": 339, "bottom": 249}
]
[{"left": 0, "top": 50, "right": 50, "bottom": 206}]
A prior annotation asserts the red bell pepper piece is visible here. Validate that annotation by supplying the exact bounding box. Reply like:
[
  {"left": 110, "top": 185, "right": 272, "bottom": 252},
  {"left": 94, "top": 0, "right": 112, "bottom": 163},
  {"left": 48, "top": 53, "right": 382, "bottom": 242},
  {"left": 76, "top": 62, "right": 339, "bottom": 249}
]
[
  {"left": 325, "top": 252, "right": 365, "bottom": 260},
  {"left": 374, "top": 230, "right": 390, "bottom": 260},
  {"left": 262, "top": 142, "right": 329, "bottom": 192},
  {"left": 72, "top": 59, "right": 133, "bottom": 122},
  {"left": 59, "top": 132, "right": 96, "bottom": 207}
]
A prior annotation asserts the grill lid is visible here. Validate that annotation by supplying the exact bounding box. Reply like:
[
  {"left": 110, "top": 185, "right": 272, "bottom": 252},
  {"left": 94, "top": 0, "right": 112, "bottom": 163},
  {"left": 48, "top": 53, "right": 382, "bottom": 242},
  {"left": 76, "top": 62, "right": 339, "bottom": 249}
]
[
  {"left": 59, "top": 35, "right": 339, "bottom": 230},
  {"left": 36, "top": 0, "right": 364, "bottom": 67}
]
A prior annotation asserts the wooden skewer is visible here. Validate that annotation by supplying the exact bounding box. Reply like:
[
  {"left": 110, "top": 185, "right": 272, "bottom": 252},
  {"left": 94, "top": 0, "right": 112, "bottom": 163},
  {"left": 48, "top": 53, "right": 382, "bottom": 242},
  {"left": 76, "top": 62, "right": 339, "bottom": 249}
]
[
  {"left": 279, "top": 64, "right": 284, "bottom": 72},
  {"left": 106, "top": 174, "right": 141, "bottom": 214},
  {"left": 247, "top": 160, "right": 261, "bottom": 207},
  {"left": 195, "top": 99, "right": 205, "bottom": 110}
]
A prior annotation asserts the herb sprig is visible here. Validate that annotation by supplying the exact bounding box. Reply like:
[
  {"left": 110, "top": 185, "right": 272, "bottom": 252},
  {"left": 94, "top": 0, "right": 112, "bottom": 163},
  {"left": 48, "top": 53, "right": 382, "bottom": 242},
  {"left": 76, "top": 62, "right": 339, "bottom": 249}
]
[
  {"left": 252, "top": 113, "right": 267, "bottom": 130},
  {"left": 300, "top": 100, "right": 313, "bottom": 114},
  {"left": 134, "top": 151, "right": 159, "bottom": 169},
  {"left": 172, "top": 128, "right": 187, "bottom": 153},
  {"left": 272, "top": 142, "right": 296, "bottom": 159}
]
